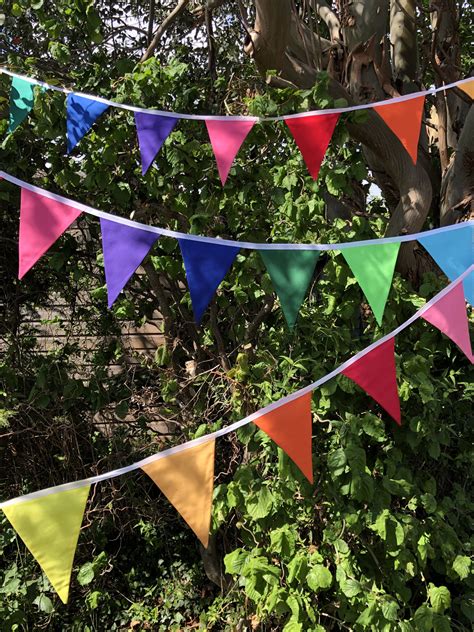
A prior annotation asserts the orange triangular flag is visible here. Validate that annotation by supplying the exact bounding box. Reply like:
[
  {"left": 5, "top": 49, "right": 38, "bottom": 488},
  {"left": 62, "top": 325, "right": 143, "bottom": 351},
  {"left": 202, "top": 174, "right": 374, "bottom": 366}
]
[
  {"left": 254, "top": 392, "right": 313, "bottom": 482},
  {"left": 373, "top": 96, "right": 424, "bottom": 164},
  {"left": 459, "top": 79, "right": 474, "bottom": 99},
  {"left": 141, "top": 440, "right": 215, "bottom": 547}
]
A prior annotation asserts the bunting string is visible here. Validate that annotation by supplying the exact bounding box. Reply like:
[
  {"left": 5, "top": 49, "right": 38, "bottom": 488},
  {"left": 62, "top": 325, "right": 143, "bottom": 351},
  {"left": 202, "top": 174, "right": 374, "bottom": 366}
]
[
  {"left": 3, "top": 68, "right": 474, "bottom": 179},
  {"left": 1, "top": 264, "right": 472, "bottom": 510},
  {"left": 2, "top": 170, "right": 473, "bottom": 326},
  {"left": 1, "top": 170, "right": 472, "bottom": 250},
  {"left": 1, "top": 67, "right": 473, "bottom": 121}
]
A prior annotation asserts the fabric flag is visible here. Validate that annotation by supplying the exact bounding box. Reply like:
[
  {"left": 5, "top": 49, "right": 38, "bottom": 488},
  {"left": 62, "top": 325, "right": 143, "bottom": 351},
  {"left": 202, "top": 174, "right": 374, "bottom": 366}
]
[
  {"left": 459, "top": 79, "right": 474, "bottom": 100},
  {"left": 66, "top": 93, "right": 109, "bottom": 153},
  {"left": 2, "top": 486, "right": 90, "bottom": 603},
  {"left": 342, "top": 338, "right": 401, "bottom": 424},
  {"left": 419, "top": 226, "right": 473, "bottom": 304},
  {"left": 19, "top": 188, "right": 82, "bottom": 279},
  {"left": 421, "top": 282, "right": 473, "bottom": 362},
  {"left": 260, "top": 250, "right": 320, "bottom": 329},
  {"left": 141, "top": 440, "right": 215, "bottom": 547},
  {"left": 373, "top": 96, "right": 424, "bottom": 164},
  {"left": 100, "top": 218, "right": 159, "bottom": 307},
  {"left": 134, "top": 112, "right": 178, "bottom": 175},
  {"left": 205, "top": 119, "right": 255, "bottom": 185},
  {"left": 254, "top": 392, "right": 313, "bottom": 483},
  {"left": 179, "top": 239, "right": 240, "bottom": 323},
  {"left": 285, "top": 113, "right": 340, "bottom": 180},
  {"left": 342, "top": 242, "right": 400, "bottom": 326},
  {"left": 9, "top": 76, "right": 35, "bottom": 133}
]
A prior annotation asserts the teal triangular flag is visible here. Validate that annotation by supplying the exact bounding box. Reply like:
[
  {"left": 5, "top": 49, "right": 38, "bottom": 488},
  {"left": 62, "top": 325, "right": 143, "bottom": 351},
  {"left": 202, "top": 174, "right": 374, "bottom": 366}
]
[
  {"left": 260, "top": 249, "right": 320, "bottom": 329},
  {"left": 9, "top": 77, "right": 35, "bottom": 133},
  {"left": 342, "top": 242, "right": 401, "bottom": 325}
]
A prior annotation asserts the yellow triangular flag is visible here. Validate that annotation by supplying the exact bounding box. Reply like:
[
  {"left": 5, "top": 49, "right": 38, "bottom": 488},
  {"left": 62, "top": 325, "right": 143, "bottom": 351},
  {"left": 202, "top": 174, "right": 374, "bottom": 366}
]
[
  {"left": 142, "top": 440, "right": 215, "bottom": 547},
  {"left": 2, "top": 485, "right": 90, "bottom": 603},
  {"left": 459, "top": 79, "right": 474, "bottom": 99}
]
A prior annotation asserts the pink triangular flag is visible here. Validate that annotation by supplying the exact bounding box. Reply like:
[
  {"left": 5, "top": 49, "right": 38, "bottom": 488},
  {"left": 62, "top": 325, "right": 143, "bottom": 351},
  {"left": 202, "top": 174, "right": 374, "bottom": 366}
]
[
  {"left": 19, "top": 188, "right": 82, "bottom": 278},
  {"left": 205, "top": 119, "right": 254, "bottom": 185},
  {"left": 421, "top": 283, "right": 473, "bottom": 363},
  {"left": 342, "top": 338, "right": 401, "bottom": 425}
]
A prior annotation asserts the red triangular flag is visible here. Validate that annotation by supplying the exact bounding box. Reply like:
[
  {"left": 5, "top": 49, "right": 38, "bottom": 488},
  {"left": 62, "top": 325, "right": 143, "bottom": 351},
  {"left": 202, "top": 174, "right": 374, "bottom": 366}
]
[
  {"left": 373, "top": 96, "right": 424, "bottom": 164},
  {"left": 342, "top": 338, "right": 401, "bottom": 425},
  {"left": 19, "top": 188, "right": 82, "bottom": 279},
  {"left": 205, "top": 119, "right": 255, "bottom": 185},
  {"left": 421, "top": 283, "right": 473, "bottom": 363},
  {"left": 285, "top": 113, "right": 340, "bottom": 180},
  {"left": 254, "top": 392, "right": 313, "bottom": 482}
]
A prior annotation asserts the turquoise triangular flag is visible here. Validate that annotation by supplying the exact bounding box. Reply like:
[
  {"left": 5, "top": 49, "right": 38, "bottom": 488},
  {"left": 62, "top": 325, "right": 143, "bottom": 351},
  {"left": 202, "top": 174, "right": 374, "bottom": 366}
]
[
  {"left": 419, "top": 226, "right": 473, "bottom": 304},
  {"left": 9, "top": 77, "right": 35, "bottom": 133}
]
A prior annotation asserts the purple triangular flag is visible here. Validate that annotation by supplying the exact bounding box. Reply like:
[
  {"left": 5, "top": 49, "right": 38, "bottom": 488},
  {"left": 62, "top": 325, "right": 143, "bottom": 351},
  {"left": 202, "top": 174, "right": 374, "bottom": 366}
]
[
  {"left": 134, "top": 112, "right": 178, "bottom": 175},
  {"left": 101, "top": 218, "right": 159, "bottom": 307}
]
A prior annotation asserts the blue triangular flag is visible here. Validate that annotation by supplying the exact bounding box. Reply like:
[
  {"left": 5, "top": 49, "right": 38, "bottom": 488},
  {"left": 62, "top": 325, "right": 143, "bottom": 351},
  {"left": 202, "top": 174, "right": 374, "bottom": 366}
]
[
  {"left": 101, "top": 219, "right": 159, "bottom": 307},
  {"left": 178, "top": 239, "right": 240, "bottom": 323},
  {"left": 67, "top": 94, "right": 109, "bottom": 153},
  {"left": 135, "top": 112, "right": 178, "bottom": 175},
  {"left": 419, "top": 226, "right": 473, "bottom": 304}
]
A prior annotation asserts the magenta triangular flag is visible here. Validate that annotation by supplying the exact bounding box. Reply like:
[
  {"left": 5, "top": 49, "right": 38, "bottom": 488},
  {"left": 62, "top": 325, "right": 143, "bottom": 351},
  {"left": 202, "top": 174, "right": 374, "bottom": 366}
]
[
  {"left": 205, "top": 119, "right": 254, "bottom": 185},
  {"left": 101, "top": 218, "right": 159, "bottom": 307},
  {"left": 19, "top": 188, "right": 82, "bottom": 279},
  {"left": 342, "top": 338, "right": 401, "bottom": 425},
  {"left": 285, "top": 113, "right": 340, "bottom": 180},
  {"left": 421, "top": 283, "right": 473, "bottom": 363}
]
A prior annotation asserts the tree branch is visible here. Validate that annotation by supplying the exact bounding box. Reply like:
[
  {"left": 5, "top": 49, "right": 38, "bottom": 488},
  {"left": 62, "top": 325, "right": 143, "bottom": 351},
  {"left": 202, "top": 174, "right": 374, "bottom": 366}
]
[{"left": 141, "top": 0, "right": 191, "bottom": 62}]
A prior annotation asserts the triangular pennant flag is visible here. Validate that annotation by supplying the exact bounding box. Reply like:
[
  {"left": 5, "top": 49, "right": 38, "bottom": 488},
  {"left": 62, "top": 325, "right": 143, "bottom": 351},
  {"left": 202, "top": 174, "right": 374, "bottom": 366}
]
[
  {"left": 285, "top": 113, "right": 340, "bottom": 180},
  {"left": 205, "top": 119, "right": 255, "bottom": 185},
  {"left": 100, "top": 218, "right": 159, "bottom": 307},
  {"left": 178, "top": 239, "right": 240, "bottom": 324},
  {"left": 134, "top": 112, "right": 178, "bottom": 175},
  {"left": 2, "top": 486, "right": 90, "bottom": 603},
  {"left": 260, "top": 249, "right": 320, "bottom": 329},
  {"left": 66, "top": 93, "right": 109, "bottom": 153},
  {"left": 342, "top": 242, "right": 401, "bottom": 326},
  {"left": 19, "top": 188, "right": 82, "bottom": 279},
  {"left": 8, "top": 76, "right": 35, "bottom": 133},
  {"left": 342, "top": 338, "right": 401, "bottom": 424},
  {"left": 421, "top": 282, "right": 473, "bottom": 362},
  {"left": 459, "top": 79, "right": 474, "bottom": 99},
  {"left": 373, "top": 96, "right": 425, "bottom": 164},
  {"left": 141, "top": 440, "right": 215, "bottom": 547},
  {"left": 419, "top": 226, "right": 473, "bottom": 304},
  {"left": 254, "top": 392, "right": 313, "bottom": 483}
]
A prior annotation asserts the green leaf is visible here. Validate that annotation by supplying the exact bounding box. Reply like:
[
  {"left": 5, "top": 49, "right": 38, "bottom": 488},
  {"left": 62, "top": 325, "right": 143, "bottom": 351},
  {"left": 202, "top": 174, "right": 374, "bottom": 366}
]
[
  {"left": 33, "top": 594, "right": 53, "bottom": 613},
  {"left": 306, "top": 564, "right": 332, "bottom": 591},
  {"left": 224, "top": 548, "right": 249, "bottom": 575},
  {"left": 428, "top": 585, "right": 451, "bottom": 614},
  {"left": 414, "top": 605, "right": 434, "bottom": 631},
  {"left": 246, "top": 486, "right": 274, "bottom": 519},
  {"left": 452, "top": 555, "right": 471, "bottom": 580},
  {"left": 340, "top": 577, "right": 362, "bottom": 598},
  {"left": 381, "top": 599, "right": 400, "bottom": 622},
  {"left": 270, "top": 526, "right": 296, "bottom": 558},
  {"left": 328, "top": 448, "right": 347, "bottom": 477},
  {"left": 77, "top": 562, "right": 95, "bottom": 586}
]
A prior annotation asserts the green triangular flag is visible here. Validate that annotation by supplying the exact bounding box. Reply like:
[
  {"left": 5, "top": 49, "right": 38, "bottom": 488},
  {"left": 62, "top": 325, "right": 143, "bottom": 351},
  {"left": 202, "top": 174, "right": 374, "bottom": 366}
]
[
  {"left": 342, "top": 242, "right": 400, "bottom": 325},
  {"left": 260, "top": 249, "right": 320, "bottom": 329},
  {"left": 8, "top": 76, "right": 35, "bottom": 133},
  {"left": 2, "top": 485, "right": 90, "bottom": 603}
]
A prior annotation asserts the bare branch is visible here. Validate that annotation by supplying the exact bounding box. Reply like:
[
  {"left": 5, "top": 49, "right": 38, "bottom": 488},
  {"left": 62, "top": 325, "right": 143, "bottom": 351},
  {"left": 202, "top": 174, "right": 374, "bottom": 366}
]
[{"left": 141, "top": 0, "right": 191, "bottom": 63}]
